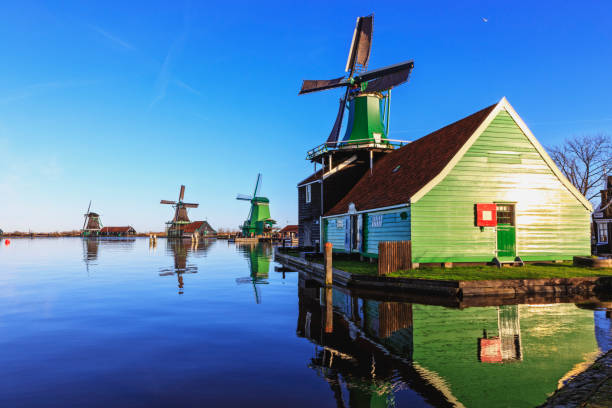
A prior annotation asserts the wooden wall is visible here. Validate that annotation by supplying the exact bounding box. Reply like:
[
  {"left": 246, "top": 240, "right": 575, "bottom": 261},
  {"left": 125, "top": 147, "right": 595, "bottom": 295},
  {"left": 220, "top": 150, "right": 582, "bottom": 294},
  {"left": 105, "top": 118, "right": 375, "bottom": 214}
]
[
  {"left": 411, "top": 110, "right": 591, "bottom": 263},
  {"left": 363, "top": 209, "right": 411, "bottom": 256},
  {"left": 323, "top": 207, "right": 411, "bottom": 257}
]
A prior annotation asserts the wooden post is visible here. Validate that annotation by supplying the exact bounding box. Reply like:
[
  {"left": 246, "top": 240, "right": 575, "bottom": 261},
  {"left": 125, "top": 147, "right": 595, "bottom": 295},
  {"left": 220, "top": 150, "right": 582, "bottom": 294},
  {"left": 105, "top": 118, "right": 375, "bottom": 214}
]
[
  {"left": 325, "top": 286, "right": 333, "bottom": 333},
  {"left": 325, "top": 242, "right": 333, "bottom": 286}
]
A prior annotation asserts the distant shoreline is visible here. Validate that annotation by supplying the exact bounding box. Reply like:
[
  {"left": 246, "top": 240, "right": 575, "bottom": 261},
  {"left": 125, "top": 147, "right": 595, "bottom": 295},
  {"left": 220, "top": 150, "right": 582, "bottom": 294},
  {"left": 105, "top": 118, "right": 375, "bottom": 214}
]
[{"left": 1, "top": 232, "right": 168, "bottom": 238}]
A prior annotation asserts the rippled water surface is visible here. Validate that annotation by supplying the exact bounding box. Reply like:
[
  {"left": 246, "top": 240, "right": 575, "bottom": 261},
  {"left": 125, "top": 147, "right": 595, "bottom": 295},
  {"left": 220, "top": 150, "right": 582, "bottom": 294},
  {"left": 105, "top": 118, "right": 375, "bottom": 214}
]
[{"left": 0, "top": 238, "right": 610, "bottom": 407}]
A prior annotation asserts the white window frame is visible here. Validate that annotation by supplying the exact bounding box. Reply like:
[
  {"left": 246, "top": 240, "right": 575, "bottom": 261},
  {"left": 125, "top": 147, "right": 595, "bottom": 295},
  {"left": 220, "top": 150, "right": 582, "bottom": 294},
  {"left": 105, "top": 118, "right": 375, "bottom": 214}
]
[
  {"left": 371, "top": 214, "right": 383, "bottom": 228},
  {"left": 305, "top": 184, "right": 311, "bottom": 204},
  {"left": 598, "top": 222, "right": 608, "bottom": 244}
]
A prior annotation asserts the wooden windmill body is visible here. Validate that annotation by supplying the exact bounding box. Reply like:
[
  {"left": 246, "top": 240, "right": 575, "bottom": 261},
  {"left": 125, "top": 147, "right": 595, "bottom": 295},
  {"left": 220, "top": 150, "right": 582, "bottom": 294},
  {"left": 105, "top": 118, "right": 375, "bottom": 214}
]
[
  {"left": 161, "top": 185, "right": 201, "bottom": 238},
  {"left": 81, "top": 201, "right": 102, "bottom": 237}
]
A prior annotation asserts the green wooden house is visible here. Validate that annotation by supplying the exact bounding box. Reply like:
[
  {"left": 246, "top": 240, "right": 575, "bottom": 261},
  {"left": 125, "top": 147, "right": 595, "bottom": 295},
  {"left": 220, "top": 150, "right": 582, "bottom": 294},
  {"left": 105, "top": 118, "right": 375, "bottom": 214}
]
[{"left": 322, "top": 98, "right": 592, "bottom": 265}]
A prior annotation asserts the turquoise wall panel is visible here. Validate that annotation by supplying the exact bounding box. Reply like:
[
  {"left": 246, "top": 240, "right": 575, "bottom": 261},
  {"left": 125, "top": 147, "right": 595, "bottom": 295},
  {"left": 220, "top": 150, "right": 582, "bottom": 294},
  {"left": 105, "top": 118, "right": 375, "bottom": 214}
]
[
  {"left": 324, "top": 217, "right": 346, "bottom": 251},
  {"left": 363, "top": 209, "right": 411, "bottom": 256}
]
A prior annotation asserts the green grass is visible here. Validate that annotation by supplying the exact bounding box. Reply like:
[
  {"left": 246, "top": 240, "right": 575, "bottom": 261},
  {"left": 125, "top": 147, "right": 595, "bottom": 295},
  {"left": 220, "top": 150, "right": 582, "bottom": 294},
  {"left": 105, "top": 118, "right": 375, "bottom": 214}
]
[{"left": 326, "top": 259, "right": 612, "bottom": 281}]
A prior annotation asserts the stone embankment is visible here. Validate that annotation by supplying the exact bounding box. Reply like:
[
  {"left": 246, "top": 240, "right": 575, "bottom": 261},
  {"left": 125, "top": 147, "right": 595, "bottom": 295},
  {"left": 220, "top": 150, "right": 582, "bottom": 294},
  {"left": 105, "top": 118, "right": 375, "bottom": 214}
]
[{"left": 539, "top": 350, "right": 612, "bottom": 408}]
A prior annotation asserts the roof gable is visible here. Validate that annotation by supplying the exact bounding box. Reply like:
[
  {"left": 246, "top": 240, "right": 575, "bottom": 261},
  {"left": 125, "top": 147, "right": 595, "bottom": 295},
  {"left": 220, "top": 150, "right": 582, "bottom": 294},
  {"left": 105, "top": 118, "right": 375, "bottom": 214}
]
[{"left": 326, "top": 98, "right": 592, "bottom": 216}]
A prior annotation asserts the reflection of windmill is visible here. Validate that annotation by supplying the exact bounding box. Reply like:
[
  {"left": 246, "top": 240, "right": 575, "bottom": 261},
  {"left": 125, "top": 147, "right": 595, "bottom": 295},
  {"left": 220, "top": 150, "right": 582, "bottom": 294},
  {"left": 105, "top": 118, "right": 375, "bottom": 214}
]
[
  {"left": 299, "top": 14, "right": 414, "bottom": 152},
  {"left": 235, "top": 243, "right": 271, "bottom": 304},
  {"left": 82, "top": 237, "right": 99, "bottom": 273},
  {"left": 159, "top": 239, "right": 198, "bottom": 295},
  {"left": 81, "top": 201, "right": 102, "bottom": 237},
  {"left": 161, "top": 185, "right": 199, "bottom": 238},
  {"left": 236, "top": 174, "right": 275, "bottom": 236}
]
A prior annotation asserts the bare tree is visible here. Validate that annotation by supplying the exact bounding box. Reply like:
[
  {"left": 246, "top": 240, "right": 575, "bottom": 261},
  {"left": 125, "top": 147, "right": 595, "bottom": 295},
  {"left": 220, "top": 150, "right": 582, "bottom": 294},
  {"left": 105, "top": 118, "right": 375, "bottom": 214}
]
[{"left": 548, "top": 133, "right": 612, "bottom": 201}]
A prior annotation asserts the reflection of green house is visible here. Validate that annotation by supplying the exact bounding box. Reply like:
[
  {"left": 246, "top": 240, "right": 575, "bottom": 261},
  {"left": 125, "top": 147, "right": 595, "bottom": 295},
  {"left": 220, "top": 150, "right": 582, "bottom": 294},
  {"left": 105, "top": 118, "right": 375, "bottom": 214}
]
[
  {"left": 322, "top": 98, "right": 592, "bottom": 264},
  {"left": 411, "top": 303, "right": 600, "bottom": 407}
]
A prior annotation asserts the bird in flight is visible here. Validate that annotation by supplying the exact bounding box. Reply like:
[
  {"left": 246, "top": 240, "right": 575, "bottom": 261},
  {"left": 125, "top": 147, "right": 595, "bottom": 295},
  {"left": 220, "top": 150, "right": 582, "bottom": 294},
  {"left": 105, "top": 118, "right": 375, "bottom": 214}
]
[{"left": 482, "top": 17, "right": 489, "bottom": 23}]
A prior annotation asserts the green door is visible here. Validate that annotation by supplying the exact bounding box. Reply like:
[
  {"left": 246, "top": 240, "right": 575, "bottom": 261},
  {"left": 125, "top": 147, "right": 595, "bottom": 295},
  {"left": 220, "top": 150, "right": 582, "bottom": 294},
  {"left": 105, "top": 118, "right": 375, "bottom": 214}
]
[
  {"left": 497, "top": 225, "right": 516, "bottom": 259},
  {"left": 496, "top": 204, "right": 516, "bottom": 259}
]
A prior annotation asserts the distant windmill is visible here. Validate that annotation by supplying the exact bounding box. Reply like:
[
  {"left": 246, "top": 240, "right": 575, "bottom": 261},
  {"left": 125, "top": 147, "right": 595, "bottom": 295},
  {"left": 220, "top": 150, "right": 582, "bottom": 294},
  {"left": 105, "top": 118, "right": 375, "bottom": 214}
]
[
  {"left": 236, "top": 174, "right": 276, "bottom": 236},
  {"left": 161, "top": 185, "right": 199, "bottom": 238},
  {"left": 81, "top": 201, "right": 102, "bottom": 237}
]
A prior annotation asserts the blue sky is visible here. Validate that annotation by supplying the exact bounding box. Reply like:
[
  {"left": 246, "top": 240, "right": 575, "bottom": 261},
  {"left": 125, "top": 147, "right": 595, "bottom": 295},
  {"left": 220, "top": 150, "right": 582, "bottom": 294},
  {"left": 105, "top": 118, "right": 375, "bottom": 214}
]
[{"left": 1, "top": 1, "right": 611, "bottom": 232}]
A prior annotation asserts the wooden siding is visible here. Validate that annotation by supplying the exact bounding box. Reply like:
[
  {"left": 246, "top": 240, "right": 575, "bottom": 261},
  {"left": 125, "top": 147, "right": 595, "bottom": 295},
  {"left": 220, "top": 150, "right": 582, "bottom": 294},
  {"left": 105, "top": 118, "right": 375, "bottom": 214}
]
[
  {"left": 411, "top": 110, "right": 591, "bottom": 263},
  {"left": 323, "top": 216, "right": 345, "bottom": 250},
  {"left": 363, "top": 209, "right": 411, "bottom": 256},
  {"left": 323, "top": 208, "right": 411, "bottom": 256},
  {"left": 298, "top": 152, "right": 390, "bottom": 248},
  {"left": 298, "top": 182, "right": 321, "bottom": 246}
]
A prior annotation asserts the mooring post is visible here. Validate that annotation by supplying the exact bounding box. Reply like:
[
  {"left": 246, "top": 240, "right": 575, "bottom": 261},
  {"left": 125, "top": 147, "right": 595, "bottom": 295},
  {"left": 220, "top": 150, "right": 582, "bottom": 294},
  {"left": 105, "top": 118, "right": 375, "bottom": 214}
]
[
  {"left": 325, "top": 242, "right": 333, "bottom": 286},
  {"left": 325, "top": 286, "right": 333, "bottom": 333}
]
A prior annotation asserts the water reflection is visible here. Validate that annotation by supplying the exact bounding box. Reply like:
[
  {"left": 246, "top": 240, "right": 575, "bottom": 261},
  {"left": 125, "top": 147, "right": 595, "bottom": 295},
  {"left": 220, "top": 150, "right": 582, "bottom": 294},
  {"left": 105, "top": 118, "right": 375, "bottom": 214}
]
[
  {"left": 235, "top": 243, "right": 272, "bottom": 304},
  {"left": 159, "top": 238, "right": 213, "bottom": 294},
  {"left": 82, "top": 238, "right": 99, "bottom": 273},
  {"left": 297, "top": 274, "right": 612, "bottom": 408},
  {"left": 82, "top": 237, "right": 136, "bottom": 273}
]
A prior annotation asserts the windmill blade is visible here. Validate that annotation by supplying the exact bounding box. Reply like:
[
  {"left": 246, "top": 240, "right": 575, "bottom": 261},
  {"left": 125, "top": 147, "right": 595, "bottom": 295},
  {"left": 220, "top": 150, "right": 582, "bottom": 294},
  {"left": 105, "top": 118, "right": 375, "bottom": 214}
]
[
  {"left": 326, "top": 93, "right": 349, "bottom": 145},
  {"left": 178, "top": 185, "right": 185, "bottom": 201},
  {"left": 299, "top": 77, "right": 347, "bottom": 95},
  {"left": 82, "top": 201, "right": 91, "bottom": 230},
  {"left": 237, "top": 194, "right": 252, "bottom": 201},
  {"left": 359, "top": 63, "right": 414, "bottom": 93},
  {"left": 160, "top": 200, "right": 177, "bottom": 205},
  {"left": 353, "top": 60, "right": 414, "bottom": 83},
  {"left": 345, "top": 15, "right": 374, "bottom": 74},
  {"left": 182, "top": 203, "right": 199, "bottom": 208},
  {"left": 253, "top": 174, "right": 262, "bottom": 197}
]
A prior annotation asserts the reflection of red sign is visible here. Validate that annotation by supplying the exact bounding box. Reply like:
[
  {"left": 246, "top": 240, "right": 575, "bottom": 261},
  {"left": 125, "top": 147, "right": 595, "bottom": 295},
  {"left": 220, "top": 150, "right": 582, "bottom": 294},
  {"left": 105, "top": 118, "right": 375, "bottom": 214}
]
[
  {"left": 479, "top": 337, "right": 502, "bottom": 363},
  {"left": 476, "top": 203, "right": 497, "bottom": 227}
]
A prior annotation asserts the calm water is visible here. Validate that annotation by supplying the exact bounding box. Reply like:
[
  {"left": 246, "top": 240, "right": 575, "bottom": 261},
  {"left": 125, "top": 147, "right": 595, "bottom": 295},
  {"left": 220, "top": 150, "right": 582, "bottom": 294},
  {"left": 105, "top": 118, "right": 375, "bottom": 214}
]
[{"left": 0, "top": 238, "right": 610, "bottom": 407}]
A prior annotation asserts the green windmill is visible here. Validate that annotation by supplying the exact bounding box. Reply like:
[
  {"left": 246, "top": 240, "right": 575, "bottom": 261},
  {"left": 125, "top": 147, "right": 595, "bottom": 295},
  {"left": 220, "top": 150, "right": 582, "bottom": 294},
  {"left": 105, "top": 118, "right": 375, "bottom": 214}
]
[
  {"left": 236, "top": 173, "right": 276, "bottom": 236},
  {"left": 299, "top": 14, "right": 414, "bottom": 153}
]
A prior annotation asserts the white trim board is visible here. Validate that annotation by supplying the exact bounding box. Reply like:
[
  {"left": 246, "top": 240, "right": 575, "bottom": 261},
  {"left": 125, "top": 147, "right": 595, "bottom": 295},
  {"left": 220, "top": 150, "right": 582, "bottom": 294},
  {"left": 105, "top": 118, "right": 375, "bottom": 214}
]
[
  {"left": 410, "top": 97, "right": 592, "bottom": 211},
  {"left": 323, "top": 203, "right": 409, "bottom": 219}
]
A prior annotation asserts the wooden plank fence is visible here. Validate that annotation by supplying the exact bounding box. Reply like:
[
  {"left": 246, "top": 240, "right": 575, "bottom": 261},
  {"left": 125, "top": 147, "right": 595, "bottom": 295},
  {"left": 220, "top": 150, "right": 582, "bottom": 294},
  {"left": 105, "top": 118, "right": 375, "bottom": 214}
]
[{"left": 378, "top": 241, "right": 412, "bottom": 275}]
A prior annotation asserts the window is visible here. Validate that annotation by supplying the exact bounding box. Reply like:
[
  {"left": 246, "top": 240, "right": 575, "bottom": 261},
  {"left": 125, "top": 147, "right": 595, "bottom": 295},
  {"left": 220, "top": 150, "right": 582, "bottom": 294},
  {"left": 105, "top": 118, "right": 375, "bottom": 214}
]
[
  {"left": 305, "top": 184, "right": 311, "bottom": 203},
  {"left": 496, "top": 204, "right": 515, "bottom": 225},
  {"left": 371, "top": 215, "right": 383, "bottom": 228},
  {"left": 336, "top": 218, "right": 344, "bottom": 229},
  {"left": 598, "top": 223, "right": 608, "bottom": 243}
]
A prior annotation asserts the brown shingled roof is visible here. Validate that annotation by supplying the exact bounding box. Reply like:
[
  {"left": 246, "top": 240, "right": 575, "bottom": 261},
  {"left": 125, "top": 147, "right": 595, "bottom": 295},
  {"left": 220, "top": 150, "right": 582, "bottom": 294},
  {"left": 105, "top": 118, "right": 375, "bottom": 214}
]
[
  {"left": 279, "top": 225, "right": 298, "bottom": 233},
  {"left": 100, "top": 226, "right": 134, "bottom": 233},
  {"left": 326, "top": 103, "right": 497, "bottom": 216},
  {"left": 182, "top": 221, "right": 216, "bottom": 234}
]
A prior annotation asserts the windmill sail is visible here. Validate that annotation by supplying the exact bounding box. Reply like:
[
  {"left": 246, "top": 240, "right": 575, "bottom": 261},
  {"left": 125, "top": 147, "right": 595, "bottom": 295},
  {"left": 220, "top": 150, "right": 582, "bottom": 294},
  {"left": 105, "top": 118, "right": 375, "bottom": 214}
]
[
  {"left": 345, "top": 15, "right": 373, "bottom": 73},
  {"left": 299, "top": 77, "right": 347, "bottom": 95},
  {"left": 361, "top": 63, "right": 414, "bottom": 93},
  {"left": 82, "top": 200, "right": 91, "bottom": 230},
  {"left": 327, "top": 96, "right": 348, "bottom": 145},
  {"left": 253, "top": 174, "right": 262, "bottom": 197}
]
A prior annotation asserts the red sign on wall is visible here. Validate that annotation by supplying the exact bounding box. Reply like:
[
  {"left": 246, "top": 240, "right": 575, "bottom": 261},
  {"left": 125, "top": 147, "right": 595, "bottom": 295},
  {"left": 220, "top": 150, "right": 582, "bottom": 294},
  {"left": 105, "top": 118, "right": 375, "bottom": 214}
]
[{"left": 476, "top": 203, "right": 497, "bottom": 227}]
